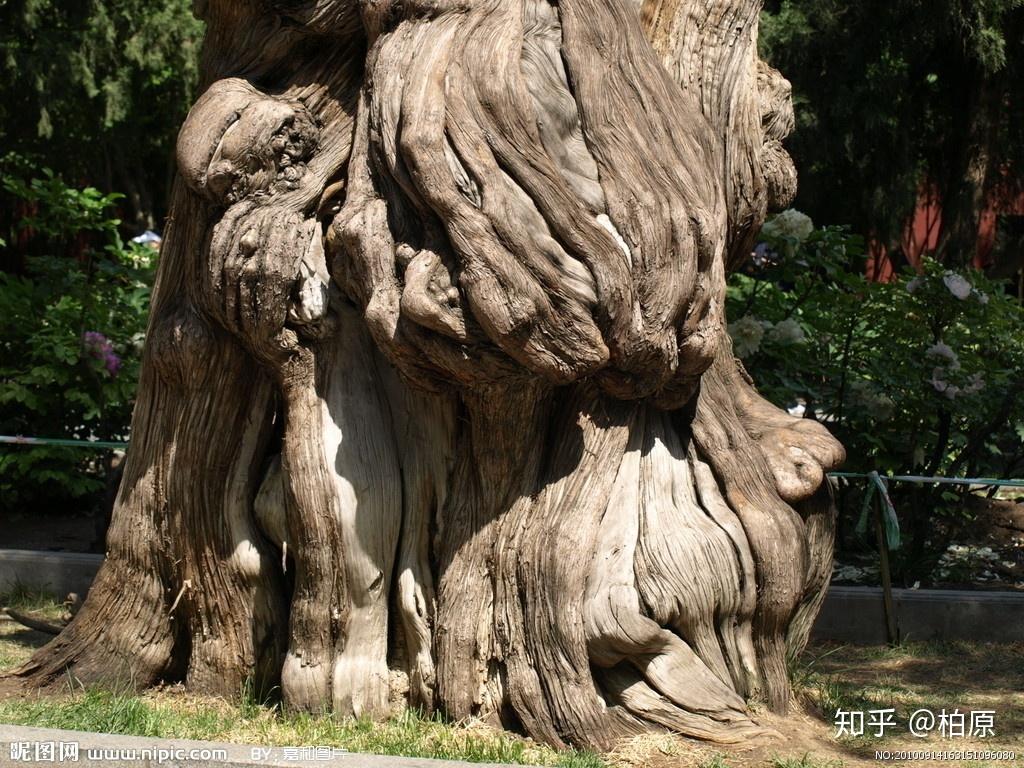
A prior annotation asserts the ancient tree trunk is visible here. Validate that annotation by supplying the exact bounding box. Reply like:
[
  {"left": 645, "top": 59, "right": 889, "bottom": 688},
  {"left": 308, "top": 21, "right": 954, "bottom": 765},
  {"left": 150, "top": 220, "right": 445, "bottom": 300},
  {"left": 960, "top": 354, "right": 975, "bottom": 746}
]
[{"left": 12, "top": 0, "right": 843, "bottom": 749}]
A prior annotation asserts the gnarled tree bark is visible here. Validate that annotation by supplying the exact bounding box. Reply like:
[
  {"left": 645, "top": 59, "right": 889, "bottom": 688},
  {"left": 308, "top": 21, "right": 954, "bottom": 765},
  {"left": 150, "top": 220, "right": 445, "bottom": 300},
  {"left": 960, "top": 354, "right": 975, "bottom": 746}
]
[{"left": 12, "top": 0, "right": 843, "bottom": 750}]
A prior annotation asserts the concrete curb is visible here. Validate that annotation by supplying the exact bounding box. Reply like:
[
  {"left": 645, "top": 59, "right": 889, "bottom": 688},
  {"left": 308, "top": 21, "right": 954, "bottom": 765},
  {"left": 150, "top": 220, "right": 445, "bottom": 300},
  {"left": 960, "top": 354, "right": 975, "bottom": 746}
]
[
  {"left": 812, "top": 585, "right": 1024, "bottom": 643},
  {"left": 0, "top": 725, "right": 537, "bottom": 768},
  {"left": 0, "top": 550, "right": 103, "bottom": 599}
]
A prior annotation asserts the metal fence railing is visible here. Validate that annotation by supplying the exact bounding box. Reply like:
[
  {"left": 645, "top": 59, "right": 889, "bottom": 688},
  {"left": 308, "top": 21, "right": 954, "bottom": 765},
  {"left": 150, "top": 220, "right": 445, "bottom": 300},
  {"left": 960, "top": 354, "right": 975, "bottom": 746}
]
[{"left": 0, "top": 435, "right": 128, "bottom": 450}]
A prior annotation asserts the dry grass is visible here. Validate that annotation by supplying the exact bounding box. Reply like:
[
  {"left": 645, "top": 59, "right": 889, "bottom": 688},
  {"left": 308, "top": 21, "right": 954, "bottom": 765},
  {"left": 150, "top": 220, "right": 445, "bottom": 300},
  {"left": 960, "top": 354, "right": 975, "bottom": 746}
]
[{"left": 0, "top": 586, "right": 64, "bottom": 670}]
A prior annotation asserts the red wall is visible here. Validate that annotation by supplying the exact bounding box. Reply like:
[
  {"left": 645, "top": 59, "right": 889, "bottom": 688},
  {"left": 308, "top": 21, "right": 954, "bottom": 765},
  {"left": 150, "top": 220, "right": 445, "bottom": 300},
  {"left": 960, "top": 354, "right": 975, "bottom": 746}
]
[{"left": 867, "top": 184, "right": 1024, "bottom": 282}]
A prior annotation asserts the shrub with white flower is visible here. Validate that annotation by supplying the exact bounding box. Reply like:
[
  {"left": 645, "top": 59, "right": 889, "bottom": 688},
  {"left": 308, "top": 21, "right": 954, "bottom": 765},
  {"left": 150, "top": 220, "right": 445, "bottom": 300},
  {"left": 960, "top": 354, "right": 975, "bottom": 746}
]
[
  {"left": 767, "top": 317, "right": 806, "bottom": 345},
  {"left": 930, "top": 367, "right": 960, "bottom": 399},
  {"left": 907, "top": 271, "right": 987, "bottom": 304},
  {"left": 761, "top": 209, "right": 814, "bottom": 243},
  {"left": 926, "top": 341, "right": 958, "bottom": 364},
  {"left": 963, "top": 372, "right": 985, "bottom": 394},
  {"left": 925, "top": 338, "right": 986, "bottom": 400},
  {"left": 727, "top": 223, "right": 1024, "bottom": 589},
  {"left": 942, "top": 271, "right": 973, "bottom": 300},
  {"left": 727, "top": 315, "right": 766, "bottom": 358}
]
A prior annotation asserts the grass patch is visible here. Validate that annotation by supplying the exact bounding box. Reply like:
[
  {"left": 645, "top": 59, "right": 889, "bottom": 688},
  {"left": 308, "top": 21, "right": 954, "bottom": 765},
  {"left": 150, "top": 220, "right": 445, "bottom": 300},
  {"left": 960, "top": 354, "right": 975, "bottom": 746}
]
[
  {"left": 2, "top": 637, "right": 1020, "bottom": 767},
  {"left": 0, "top": 686, "right": 605, "bottom": 767},
  {"left": 0, "top": 687, "right": 233, "bottom": 738},
  {"left": 791, "top": 640, "right": 1024, "bottom": 750},
  {"left": 0, "top": 583, "right": 65, "bottom": 616},
  {"left": 768, "top": 755, "right": 843, "bottom": 768},
  {"left": 0, "top": 625, "right": 31, "bottom": 670},
  {"left": 0, "top": 583, "right": 66, "bottom": 669}
]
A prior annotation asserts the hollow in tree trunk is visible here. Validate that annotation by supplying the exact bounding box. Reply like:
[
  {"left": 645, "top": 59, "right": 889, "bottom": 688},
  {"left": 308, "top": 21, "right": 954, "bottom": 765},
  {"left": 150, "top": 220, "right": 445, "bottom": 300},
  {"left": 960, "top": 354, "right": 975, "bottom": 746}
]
[{"left": 12, "top": 0, "right": 844, "bottom": 749}]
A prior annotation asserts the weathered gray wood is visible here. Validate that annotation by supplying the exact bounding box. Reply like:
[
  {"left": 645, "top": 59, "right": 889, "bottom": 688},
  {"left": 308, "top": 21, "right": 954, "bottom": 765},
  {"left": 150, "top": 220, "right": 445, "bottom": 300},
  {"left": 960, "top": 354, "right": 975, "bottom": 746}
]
[{"left": 11, "top": 0, "right": 843, "bottom": 750}]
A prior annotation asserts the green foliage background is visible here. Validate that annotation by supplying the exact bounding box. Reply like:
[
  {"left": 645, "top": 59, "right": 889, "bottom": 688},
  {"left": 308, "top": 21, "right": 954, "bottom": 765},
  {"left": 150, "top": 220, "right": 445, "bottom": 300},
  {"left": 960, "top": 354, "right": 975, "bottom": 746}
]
[
  {"left": 0, "top": 158, "right": 154, "bottom": 510},
  {"left": 0, "top": 0, "right": 203, "bottom": 227},
  {"left": 729, "top": 213, "right": 1024, "bottom": 582},
  {"left": 760, "top": 0, "right": 1024, "bottom": 261}
]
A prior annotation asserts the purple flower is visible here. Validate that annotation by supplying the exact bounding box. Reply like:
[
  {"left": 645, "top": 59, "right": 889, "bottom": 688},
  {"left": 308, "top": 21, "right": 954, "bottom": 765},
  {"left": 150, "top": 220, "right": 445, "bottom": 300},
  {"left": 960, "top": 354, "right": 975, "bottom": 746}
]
[
  {"left": 83, "top": 331, "right": 121, "bottom": 378},
  {"left": 751, "top": 242, "right": 779, "bottom": 267},
  {"left": 103, "top": 352, "right": 122, "bottom": 376},
  {"left": 83, "top": 331, "right": 110, "bottom": 350}
]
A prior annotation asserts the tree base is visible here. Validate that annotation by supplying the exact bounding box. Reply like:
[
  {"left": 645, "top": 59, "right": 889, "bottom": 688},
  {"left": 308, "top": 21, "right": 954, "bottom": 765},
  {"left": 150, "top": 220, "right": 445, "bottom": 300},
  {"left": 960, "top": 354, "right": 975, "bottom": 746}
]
[{"left": 14, "top": 329, "right": 839, "bottom": 751}]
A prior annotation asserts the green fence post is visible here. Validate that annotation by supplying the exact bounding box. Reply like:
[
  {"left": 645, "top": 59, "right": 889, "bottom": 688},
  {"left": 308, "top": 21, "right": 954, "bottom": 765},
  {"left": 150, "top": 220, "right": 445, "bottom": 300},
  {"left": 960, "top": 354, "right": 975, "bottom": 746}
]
[{"left": 869, "top": 471, "right": 900, "bottom": 645}]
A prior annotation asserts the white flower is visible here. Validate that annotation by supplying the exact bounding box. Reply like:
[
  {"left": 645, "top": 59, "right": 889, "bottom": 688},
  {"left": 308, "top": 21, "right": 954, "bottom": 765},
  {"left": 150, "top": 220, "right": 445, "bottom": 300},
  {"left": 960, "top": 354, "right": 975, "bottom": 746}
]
[
  {"left": 930, "top": 367, "right": 953, "bottom": 396},
  {"left": 728, "top": 315, "right": 765, "bottom": 358},
  {"left": 768, "top": 318, "right": 806, "bottom": 345},
  {"left": 976, "top": 291, "right": 990, "bottom": 304},
  {"left": 943, "top": 272, "right": 972, "bottom": 300},
  {"left": 762, "top": 209, "right": 815, "bottom": 242},
  {"left": 926, "top": 342, "right": 958, "bottom": 364},
  {"left": 906, "top": 276, "right": 925, "bottom": 294},
  {"left": 964, "top": 373, "right": 985, "bottom": 394}
]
